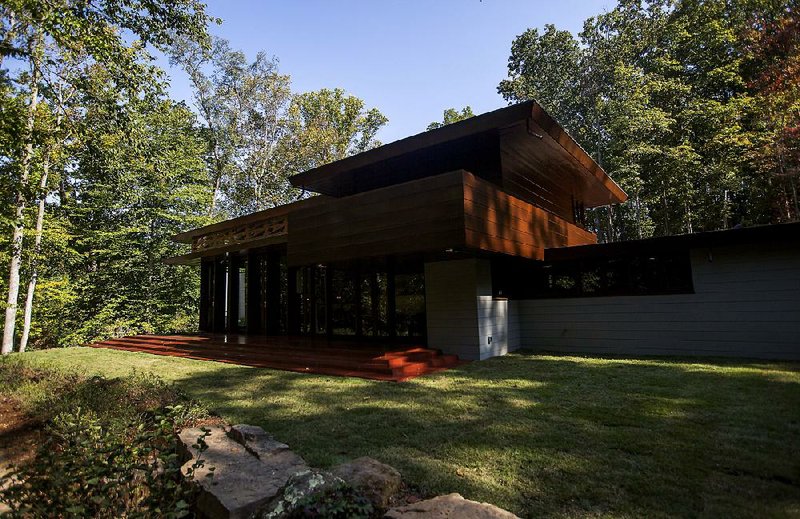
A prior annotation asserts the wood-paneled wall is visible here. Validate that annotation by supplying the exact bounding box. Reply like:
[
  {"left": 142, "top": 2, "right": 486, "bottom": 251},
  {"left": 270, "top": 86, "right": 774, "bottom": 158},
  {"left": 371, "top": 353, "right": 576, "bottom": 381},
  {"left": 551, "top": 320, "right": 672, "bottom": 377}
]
[
  {"left": 287, "top": 171, "right": 467, "bottom": 266},
  {"left": 462, "top": 172, "right": 596, "bottom": 260},
  {"left": 288, "top": 170, "right": 597, "bottom": 266}
]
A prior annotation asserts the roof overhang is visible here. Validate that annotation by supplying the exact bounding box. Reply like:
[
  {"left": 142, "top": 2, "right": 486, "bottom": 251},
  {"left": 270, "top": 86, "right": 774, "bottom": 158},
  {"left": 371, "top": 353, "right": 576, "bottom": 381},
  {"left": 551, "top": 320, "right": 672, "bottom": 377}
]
[
  {"left": 545, "top": 222, "right": 800, "bottom": 261},
  {"left": 290, "top": 100, "right": 627, "bottom": 207}
]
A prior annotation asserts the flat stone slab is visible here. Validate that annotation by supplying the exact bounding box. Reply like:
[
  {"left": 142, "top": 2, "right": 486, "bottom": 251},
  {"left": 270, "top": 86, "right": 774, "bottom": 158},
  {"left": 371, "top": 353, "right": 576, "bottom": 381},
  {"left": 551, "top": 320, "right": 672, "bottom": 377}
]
[
  {"left": 229, "top": 424, "right": 291, "bottom": 460},
  {"left": 179, "top": 426, "right": 303, "bottom": 519},
  {"left": 384, "top": 493, "right": 520, "bottom": 519},
  {"left": 332, "top": 456, "right": 402, "bottom": 508}
]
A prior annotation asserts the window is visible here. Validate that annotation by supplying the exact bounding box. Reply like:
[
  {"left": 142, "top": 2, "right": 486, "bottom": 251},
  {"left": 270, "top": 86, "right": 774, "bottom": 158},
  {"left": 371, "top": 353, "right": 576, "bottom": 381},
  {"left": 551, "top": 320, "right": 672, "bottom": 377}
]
[
  {"left": 494, "top": 251, "right": 693, "bottom": 299},
  {"left": 394, "top": 272, "right": 425, "bottom": 337}
]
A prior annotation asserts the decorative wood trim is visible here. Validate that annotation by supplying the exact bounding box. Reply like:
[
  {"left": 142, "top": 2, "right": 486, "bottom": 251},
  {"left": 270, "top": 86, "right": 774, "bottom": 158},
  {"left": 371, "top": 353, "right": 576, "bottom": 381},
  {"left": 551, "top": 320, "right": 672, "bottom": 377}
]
[{"left": 192, "top": 215, "right": 288, "bottom": 253}]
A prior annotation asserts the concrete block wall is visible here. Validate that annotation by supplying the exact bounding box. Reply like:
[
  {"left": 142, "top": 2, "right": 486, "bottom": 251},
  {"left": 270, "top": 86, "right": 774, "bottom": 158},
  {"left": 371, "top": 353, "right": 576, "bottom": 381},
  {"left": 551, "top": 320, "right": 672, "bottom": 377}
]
[{"left": 425, "top": 258, "right": 520, "bottom": 360}]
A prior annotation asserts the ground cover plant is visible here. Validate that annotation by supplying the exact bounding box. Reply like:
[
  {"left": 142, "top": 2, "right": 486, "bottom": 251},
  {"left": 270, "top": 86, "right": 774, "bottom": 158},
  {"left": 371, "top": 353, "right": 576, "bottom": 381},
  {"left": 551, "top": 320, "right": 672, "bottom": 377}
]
[
  {"left": 0, "top": 360, "right": 211, "bottom": 517},
  {"left": 5, "top": 348, "right": 800, "bottom": 518}
]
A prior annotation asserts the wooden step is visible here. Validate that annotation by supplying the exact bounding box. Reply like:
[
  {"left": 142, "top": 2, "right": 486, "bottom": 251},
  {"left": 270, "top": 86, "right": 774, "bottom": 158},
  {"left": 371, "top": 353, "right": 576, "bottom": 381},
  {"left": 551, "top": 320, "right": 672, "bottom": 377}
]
[{"left": 88, "top": 334, "right": 463, "bottom": 382}]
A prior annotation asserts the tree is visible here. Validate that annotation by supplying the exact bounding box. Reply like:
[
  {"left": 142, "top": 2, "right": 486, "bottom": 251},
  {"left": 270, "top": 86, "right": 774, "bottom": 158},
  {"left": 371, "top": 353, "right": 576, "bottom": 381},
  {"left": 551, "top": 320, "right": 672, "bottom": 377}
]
[
  {"left": 427, "top": 106, "right": 475, "bottom": 130},
  {"left": 171, "top": 38, "right": 389, "bottom": 217},
  {"left": 742, "top": 4, "right": 800, "bottom": 221},
  {"left": 498, "top": 0, "right": 797, "bottom": 242},
  {"left": 56, "top": 96, "right": 213, "bottom": 346},
  {"left": 282, "top": 88, "right": 387, "bottom": 179},
  {"left": 0, "top": 0, "right": 214, "bottom": 354},
  {"left": 170, "top": 37, "right": 293, "bottom": 216}
]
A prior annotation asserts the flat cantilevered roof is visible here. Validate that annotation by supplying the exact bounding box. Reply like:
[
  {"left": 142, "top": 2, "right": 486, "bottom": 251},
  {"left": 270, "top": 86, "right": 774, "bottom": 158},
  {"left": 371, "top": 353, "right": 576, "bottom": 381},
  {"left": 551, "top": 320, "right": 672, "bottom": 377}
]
[{"left": 290, "top": 100, "right": 627, "bottom": 208}]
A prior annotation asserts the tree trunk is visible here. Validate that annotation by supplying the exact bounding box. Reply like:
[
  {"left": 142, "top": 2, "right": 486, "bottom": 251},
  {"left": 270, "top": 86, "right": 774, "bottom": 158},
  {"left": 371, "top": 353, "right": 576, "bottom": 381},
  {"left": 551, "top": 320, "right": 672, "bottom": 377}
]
[
  {"left": 18, "top": 152, "right": 49, "bottom": 353},
  {"left": 2, "top": 32, "right": 40, "bottom": 355}
]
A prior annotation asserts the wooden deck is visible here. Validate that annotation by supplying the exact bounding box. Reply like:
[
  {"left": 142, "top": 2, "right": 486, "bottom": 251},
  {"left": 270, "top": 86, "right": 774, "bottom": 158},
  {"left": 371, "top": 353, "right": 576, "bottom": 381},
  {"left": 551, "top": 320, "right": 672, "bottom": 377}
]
[{"left": 88, "top": 334, "right": 463, "bottom": 382}]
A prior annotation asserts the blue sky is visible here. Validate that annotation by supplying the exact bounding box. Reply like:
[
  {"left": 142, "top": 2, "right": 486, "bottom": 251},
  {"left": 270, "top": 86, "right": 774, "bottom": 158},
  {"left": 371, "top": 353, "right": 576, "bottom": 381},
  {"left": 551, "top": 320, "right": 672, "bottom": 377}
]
[{"left": 158, "top": 0, "right": 615, "bottom": 143}]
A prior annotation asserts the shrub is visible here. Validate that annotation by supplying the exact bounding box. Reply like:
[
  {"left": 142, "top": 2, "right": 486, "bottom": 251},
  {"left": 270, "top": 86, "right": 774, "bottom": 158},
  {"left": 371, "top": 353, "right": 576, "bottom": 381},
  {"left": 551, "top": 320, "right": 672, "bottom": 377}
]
[
  {"left": 0, "top": 406, "right": 209, "bottom": 518},
  {"left": 0, "top": 362, "right": 211, "bottom": 517},
  {"left": 289, "top": 484, "right": 375, "bottom": 519}
]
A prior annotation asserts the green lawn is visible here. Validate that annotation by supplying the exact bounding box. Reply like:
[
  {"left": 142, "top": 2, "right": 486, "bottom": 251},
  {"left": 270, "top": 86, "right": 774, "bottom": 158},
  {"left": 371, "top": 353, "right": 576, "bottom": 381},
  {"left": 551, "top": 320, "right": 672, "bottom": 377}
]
[{"left": 7, "top": 347, "right": 800, "bottom": 518}]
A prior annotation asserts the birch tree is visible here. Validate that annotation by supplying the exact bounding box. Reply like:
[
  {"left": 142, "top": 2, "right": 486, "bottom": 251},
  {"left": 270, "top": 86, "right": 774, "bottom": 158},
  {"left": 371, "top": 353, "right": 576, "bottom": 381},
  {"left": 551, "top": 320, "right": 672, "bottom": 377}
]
[{"left": 0, "top": 0, "right": 214, "bottom": 354}]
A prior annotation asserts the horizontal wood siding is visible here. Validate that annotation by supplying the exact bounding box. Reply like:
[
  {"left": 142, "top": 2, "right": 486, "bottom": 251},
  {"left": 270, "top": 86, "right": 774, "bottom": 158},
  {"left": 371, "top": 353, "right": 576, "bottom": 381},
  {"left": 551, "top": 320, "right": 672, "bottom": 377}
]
[
  {"left": 462, "top": 172, "right": 596, "bottom": 260},
  {"left": 499, "top": 125, "right": 578, "bottom": 222},
  {"left": 518, "top": 243, "right": 800, "bottom": 360},
  {"left": 288, "top": 171, "right": 467, "bottom": 266}
]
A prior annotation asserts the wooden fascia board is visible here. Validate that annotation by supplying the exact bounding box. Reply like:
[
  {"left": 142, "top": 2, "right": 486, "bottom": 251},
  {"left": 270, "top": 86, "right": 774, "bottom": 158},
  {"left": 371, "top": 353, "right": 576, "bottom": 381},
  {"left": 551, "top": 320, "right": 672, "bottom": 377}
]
[{"left": 164, "top": 234, "right": 289, "bottom": 265}]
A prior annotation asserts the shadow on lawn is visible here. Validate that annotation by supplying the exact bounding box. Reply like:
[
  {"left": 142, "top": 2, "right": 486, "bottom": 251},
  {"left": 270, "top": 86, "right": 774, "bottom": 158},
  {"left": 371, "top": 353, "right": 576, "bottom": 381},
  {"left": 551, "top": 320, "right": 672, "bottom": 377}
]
[{"left": 166, "top": 352, "right": 800, "bottom": 518}]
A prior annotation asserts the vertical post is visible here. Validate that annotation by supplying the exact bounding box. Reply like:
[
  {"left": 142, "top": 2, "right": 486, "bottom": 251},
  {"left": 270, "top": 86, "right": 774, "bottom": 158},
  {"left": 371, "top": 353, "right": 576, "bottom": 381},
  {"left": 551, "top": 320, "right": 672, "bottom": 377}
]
[
  {"left": 325, "top": 265, "right": 333, "bottom": 338},
  {"left": 199, "top": 260, "right": 211, "bottom": 332},
  {"left": 387, "top": 260, "right": 397, "bottom": 339},
  {"left": 287, "top": 266, "right": 299, "bottom": 335},
  {"left": 370, "top": 272, "right": 380, "bottom": 338},
  {"left": 227, "top": 255, "right": 239, "bottom": 332},
  {"left": 354, "top": 269, "right": 363, "bottom": 339}
]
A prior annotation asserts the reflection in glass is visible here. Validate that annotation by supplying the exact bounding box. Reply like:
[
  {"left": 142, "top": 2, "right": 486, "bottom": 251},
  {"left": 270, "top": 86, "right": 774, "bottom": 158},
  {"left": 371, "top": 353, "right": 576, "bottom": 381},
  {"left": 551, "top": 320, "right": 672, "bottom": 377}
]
[
  {"left": 237, "top": 263, "right": 247, "bottom": 329},
  {"left": 395, "top": 273, "right": 425, "bottom": 337}
]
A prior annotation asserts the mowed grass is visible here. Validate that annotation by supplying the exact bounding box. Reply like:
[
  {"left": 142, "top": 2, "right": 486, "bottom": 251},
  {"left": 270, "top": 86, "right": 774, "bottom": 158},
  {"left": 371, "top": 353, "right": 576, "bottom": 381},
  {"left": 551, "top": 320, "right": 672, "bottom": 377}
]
[{"left": 7, "top": 347, "right": 800, "bottom": 518}]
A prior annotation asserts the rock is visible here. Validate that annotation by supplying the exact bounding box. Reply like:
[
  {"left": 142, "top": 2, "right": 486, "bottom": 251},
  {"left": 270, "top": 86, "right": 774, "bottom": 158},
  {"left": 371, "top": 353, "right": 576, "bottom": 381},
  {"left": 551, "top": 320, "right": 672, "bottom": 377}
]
[
  {"left": 253, "top": 469, "right": 345, "bottom": 519},
  {"left": 332, "top": 456, "right": 402, "bottom": 509},
  {"left": 228, "top": 425, "right": 290, "bottom": 459},
  {"left": 259, "top": 449, "right": 308, "bottom": 479},
  {"left": 384, "top": 493, "right": 520, "bottom": 519},
  {"left": 178, "top": 426, "right": 303, "bottom": 519}
]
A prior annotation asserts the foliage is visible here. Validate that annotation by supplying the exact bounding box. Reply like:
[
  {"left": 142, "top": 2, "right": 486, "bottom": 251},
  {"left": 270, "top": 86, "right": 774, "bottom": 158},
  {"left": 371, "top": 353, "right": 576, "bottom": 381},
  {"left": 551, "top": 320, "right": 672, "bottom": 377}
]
[
  {"left": 170, "top": 38, "right": 388, "bottom": 218},
  {"left": 1, "top": 4, "right": 386, "bottom": 350},
  {"left": 283, "top": 88, "right": 387, "bottom": 177},
  {"left": 498, "top": 0, "right": 800, "bottom": 240},
  {"left": 0, "top": 0, "right": 216, "bottom": 355},
  {"left": 52, "top": 97, "right": 212, "bottom": 347},
  {"left": 0, "top": 407, "right": 208, "bottom": 518},
  {"left": 0, "top": 360, "right": 211, "bottom": 517},
  {"left": 0, "top": 0, "right": 216, "bottom": 349},
  {"left": 426, "top": 106, "right": 475, "bottom": 130},
  {"left": 290, "top": 484, "right": 375, "bottom": 519},
  {"left": 0, "top": 358, "right": 208, "bottom": 434}
]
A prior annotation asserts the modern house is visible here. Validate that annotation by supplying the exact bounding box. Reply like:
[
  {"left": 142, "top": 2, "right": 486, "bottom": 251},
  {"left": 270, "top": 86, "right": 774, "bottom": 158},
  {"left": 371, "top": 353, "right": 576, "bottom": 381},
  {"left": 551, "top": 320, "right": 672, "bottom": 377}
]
[{"left": 150, "top": 100, "right": 800, "bottom": 372}]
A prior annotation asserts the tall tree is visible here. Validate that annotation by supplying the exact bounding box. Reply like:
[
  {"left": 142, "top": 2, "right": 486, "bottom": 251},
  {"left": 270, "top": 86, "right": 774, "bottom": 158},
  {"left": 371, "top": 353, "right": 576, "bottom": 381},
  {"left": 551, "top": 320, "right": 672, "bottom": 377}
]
[
  {"left": 498, "top": 0, "right": 797, "bottom": 241},
  {"left": 742, "top": 4, "right": 800, "bottom": 220},
  {"left": 171, "top": 38, "right": 388, "bottom": 217},
  {"left": 282, "top": 88, "right": 387, "bottom": 180},
  {"left": 0, "top": 0, "right": 214, "bottom": 354},
  {"left": 57, "top": 94, "right": 212, "bottom": 346},
  {"left": 170, "top": 37, "right": 293, "bottom": 216},
  {"left": 1, "top": 28, "right": 40, "bottom": 355}
]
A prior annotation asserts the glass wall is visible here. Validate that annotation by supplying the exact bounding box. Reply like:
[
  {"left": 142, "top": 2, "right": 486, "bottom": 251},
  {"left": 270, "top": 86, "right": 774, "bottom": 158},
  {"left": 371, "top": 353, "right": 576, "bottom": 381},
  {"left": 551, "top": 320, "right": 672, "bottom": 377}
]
[
  {"left": 293, "top": 259, "right": 425, "bottom": 341},
  {"left": 394, "top": 272, "right": 425, "bottom": 337},
  {"left": 201, "top": 253, "right": 426, "bottom": 341}
]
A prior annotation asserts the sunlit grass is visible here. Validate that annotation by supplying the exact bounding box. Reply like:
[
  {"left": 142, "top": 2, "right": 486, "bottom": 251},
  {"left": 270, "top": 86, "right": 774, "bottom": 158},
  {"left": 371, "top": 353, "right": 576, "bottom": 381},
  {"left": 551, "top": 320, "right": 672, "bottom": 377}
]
[{"left": 7, "top": 347, "right": 800, "bottom": 518}]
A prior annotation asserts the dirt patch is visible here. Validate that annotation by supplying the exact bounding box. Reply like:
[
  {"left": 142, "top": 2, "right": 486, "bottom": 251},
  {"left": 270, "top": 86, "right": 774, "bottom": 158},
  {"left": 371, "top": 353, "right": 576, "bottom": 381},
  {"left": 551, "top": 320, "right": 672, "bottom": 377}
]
[{"left": 0, "top": 396, "right": 43, "bottom": 474}]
